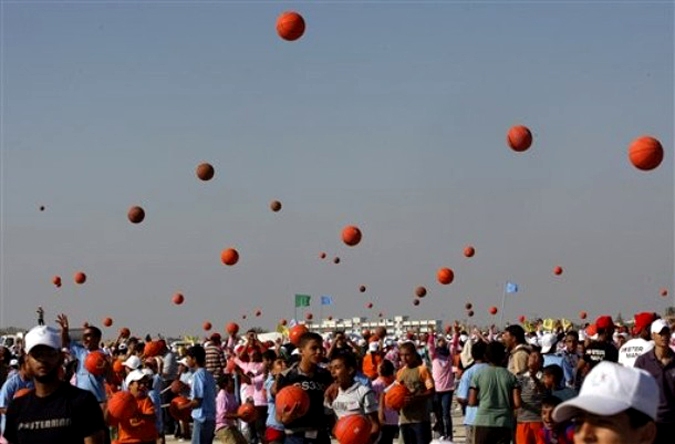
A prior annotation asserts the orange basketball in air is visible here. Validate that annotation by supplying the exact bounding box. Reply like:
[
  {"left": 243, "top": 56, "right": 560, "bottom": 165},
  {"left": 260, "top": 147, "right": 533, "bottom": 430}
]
[
  {"left": 221, "top": 248, "right": 239, "bottom": 266},
  {"left": 518, "top": 315, "right": 526, "bottom": 323},
  {"left": 127, "top": 206, "right": 145, "bottom": 224},
  {"left": 553, "top": 266, "right": 563, "bottom": 276},
  {"left": 366, "top": 302, "right": 373, "bottom": 309},
  {"left": 661, "top": 288, "right": 669, "bottom": 297},
  {"left": 203, "top": 321, "right": 212, "bottom": 331},
  {"left": 413, "top": 299, "right": 420, "bottom": 306},
  {"left": 169, "top": 396, "right": 192, "bottom": 421},
  {"left": 579, "top": 311, "right": 588, "bottom": 320},
  {"left": 359, "top": 285, "right": 366, "bottom": 293},
  {"left": 384, "top": 383, "right": 409, "bottom": 411},
  {"left": 275, "top": 385, "right": 310, "bottom": 417},
  {"left": 437, "top": 268, "right": 454, "bottom": 285},
  {"left": 226, "top": 322, "right": 239, "bottom": 335},
  {"left": 119, "top": 327, "right": 131, "bottom": 338},
  {"left": 342, "top": 225, "right": 362, "bottom": 246},
  {"left": 74, "top": 271, "right": 87, "bottom": 285},
  {"left": 103, "top": 317, "right": 113, "bottom": 327},
  {"left": 628, "top": 136, "right": 663, "bottom": 171},
  {"left": 280, "top": 318, "right": 287, "bottom": 326},
  {"left": 172, "top": 293, "right": 184, "bottom": 305},
  {"left": 415, "top": 286, "right": 427, "bottom": 298},
  {"left": 196, "top": 162, "right": 215, "bottom": 181},
  {"left": 108, "top": 391, "right": 138, "bottom": 422},
  {"left": 289, "top": 324, "right": 309, "bottom": 346},
  {"left": 327, "top": 315, "right": 333, "bottom": 321},
  {"left": 238, "top": 402, "right": 258, "bottom": 423},
  {"left": 489, "top": 306, "right": 498, "bottom": 315},
  {"left": 334, "top": 414, "right": 371, "bottom": 444},
  {"left": 276, "top": 11, "right": 306, "bottom": 41},
  {"left": 270, "top": 200, "right": 282, "bottom": 212},
  {"left": 465, "top": 302, "right": 473, "bottom": 310},
  {"left": 467, "top": 310, "right": 474, "bottom": 317},
  {"left": 52, "top": 275, "right": 62, "bottom": 287},
  {"left": 305, "top": 312, "right": 313, "bottom": 321},
  {"left": 84, "top": 351, "right": 108, "bottom": 376},
  {"left": 319, "top": 252, "right": 327, "bottom": 259},
  {"left": 464, "top": 246, "right": 475, "bottom": 258},
  {"left": 507, "top": 125, "right": 533, "bottom": 152}
]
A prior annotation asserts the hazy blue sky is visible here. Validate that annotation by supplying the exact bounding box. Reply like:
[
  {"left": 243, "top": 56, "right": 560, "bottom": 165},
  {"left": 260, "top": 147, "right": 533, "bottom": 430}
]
[{"left": 2, "top": 0, "right": 673, "bottom": 337}]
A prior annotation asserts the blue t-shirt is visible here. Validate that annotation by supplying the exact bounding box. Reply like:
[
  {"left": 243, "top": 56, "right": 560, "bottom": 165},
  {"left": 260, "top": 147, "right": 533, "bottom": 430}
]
[
  {"left": 148, "top": 389, "right": 163, "bottom": 433},
  {"left": 70, "top": 344, "right": 106, "bottom": 402},
  {"left": 456, "top": 362, "right": 488, "bottom": 426},
  {"left": 0, "top": 373, "right": 34, "bottom": 433},
  {"left": 191, "top": 367, "right": 217, "bottom": 423},
  {"left": 264, "top": 374, "right": 283, "bottom": 430}
]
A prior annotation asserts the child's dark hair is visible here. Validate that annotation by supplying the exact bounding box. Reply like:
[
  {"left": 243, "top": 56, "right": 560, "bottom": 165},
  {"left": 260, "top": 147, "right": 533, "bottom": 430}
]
[
  {"left": 471, "top": 340, "right": 487, "bottom": 361},
  {"left": 542, "top": 364, "right": 564, "bottom": 386},
  {"left": 529, "top": 348, "right": 544, "bottom": 366},
  {"left": 379, "top": 359, "right": 395, "bottom": 377},
  {"left": 262, "top": 349, "right": 277, "bottom": 362},
  {"left": 331, "top": 352, "right": 357, "bottom": 370},
  {"left": 217, "top": 373, "right": 233, "bottom": 388},
  {"left": 485, "top": 341, "right": 507, "bottom": 366},
  {"left": 626, "top": 408, "right": 653, "bottom": 428},
  {"left": 541, "top": 395, "right": 563, "bottom": 408},
  {"left": 186, "top": 345, "right": 206, "bottom": 366},
  {"left": 298, "top": 332, "right": 323, "bottom": 349},
  {"left": 399, "top": 342, "right": 421, "bottom": 365}
]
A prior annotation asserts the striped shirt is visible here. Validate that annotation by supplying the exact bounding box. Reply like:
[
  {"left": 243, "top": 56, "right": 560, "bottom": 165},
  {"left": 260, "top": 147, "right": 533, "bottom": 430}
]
[{"left": 205, "top": 344, "right": 226, "bottom": 379}]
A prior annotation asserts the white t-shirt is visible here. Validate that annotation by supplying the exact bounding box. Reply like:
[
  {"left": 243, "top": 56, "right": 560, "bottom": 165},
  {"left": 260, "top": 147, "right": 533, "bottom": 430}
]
[
  {"left": 618, "top": 338, "right": 654, "bottom": 367},
  {"left": 326, "top": 382, "right": 378, "bottom": 419}
]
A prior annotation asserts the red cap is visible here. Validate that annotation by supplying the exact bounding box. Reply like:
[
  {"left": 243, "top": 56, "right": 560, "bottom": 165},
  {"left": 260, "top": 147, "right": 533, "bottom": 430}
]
[
  {"left": 595, "top": 315, "right": 614, "bottom": 330},
  {"left": 633, "top": 312, "right": 657, "bottom": 335}
]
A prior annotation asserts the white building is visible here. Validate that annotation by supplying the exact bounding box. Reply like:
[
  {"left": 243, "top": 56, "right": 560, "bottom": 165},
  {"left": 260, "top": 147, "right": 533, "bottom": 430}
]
[{"left": 305, "top": 315, "right": 442, "bottom": 337}]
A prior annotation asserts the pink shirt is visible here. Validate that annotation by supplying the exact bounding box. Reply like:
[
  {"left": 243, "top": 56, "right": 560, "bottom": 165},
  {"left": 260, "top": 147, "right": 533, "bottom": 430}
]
[
  {"left": 234, "top": 359, "right": 267, "bottom": 406},
  {"left": 428, "top": 334, "right": 459, "bottom": 393},
  {"left": 372, "top": 377, "right": 398, "bottom": 425},
  {"left": 216, "top": 389, "right": 238, "bottom": 431}
]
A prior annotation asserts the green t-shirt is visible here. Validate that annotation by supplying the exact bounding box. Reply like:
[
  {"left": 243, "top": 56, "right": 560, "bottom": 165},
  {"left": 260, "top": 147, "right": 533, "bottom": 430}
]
[{"left": 470, "top": 365, "right": 519, "bottom": 429}]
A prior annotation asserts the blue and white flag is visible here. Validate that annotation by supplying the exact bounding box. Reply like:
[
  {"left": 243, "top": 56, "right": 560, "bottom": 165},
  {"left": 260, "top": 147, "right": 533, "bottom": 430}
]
[
  {"left": 505, "top": 281, "right": 519, "bottom": 294},
  {"left": 321, "top": 295, "right": 333, "bottom": 306}
]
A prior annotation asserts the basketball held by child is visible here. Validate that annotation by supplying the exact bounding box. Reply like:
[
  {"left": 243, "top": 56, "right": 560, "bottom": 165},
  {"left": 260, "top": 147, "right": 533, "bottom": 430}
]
[
  {"left": 107, "top": 391, "right": 138, "bottom": 422},
  {"left": 237, "top": 402, "right": 258, "bottom": 423},
  {"left": 384, "top": 383, "right": 409, "bottom": 411},
  {"left": 275, "top": 385, "right": 310, "bottom": 417},
  {"left": 333, "top": 414, "right": 371, "bottom": 444},
  {"left": 84, "top": 351, "right": 108, "bottom": 376}
]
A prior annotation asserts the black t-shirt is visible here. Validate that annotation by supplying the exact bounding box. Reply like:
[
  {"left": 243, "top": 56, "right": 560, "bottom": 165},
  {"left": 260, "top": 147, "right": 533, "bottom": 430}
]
[
  {"left": 3, "top": 382, "right": 106, "bottom": 444},
  {"left": 276, "top": 362, "right": 333, "bottom": 432},
  {"left": 585, "top": 340, "right": 619, "bottom": 367}
]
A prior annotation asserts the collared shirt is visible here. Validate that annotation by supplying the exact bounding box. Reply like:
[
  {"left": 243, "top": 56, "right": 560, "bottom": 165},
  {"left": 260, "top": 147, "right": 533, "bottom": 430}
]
[
  {"left": 190, "top": 367, "right": 217, "bottom": 423},
  {"left": 508, "top": 344, "right": 530, "bottom": 376},
  {"left": 635, "top": 349, "right": 675, "bottom": 424},
  {"left": 69, "top": 344, "right": 106, "bottom": 402}
]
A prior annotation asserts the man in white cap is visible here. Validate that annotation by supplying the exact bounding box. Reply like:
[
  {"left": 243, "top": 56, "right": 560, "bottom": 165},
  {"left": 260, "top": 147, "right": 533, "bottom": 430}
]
[
  {"left": 634, "top": 319, "right": 675, "bottom": 444},
  {"left": 553, "top": 361, "right": 659, "bottom": 444},
  {"left": 3, "top": 325, "right": 106, "bottom": 444}
]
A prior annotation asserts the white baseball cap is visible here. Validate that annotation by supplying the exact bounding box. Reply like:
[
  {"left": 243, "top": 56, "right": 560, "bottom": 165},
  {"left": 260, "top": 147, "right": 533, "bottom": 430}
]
[
  {"left": 540, "top": 333, "right": 557, "bottom": 354},
  {"left": 123, "top": 355, "right": 141, "bottom": 370},
  {"left": 651, "top": 319, "right": 670, "bottom": 335},
  {"left": 125, "top": 369, "right": 148, "bottom": 387},
  {"left": 178, "top": 357, "right": 189, "bottom": 367},
  {"left": 24, "top": 326, "right": 61, "bottom": 353},
  {"left": 553, "top": 361, "right": 659, "bottom": 423}
]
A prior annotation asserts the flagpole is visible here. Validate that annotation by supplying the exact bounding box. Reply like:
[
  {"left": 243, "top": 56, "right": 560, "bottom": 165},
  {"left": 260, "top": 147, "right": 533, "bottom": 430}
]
[{"left": 499, "top": 282, "right": 506, "bottom": 326}]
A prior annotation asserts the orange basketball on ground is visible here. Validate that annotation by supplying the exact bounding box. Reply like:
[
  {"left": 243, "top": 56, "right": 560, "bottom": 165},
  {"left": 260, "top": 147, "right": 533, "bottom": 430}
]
[
  {"left": 169, "top": 396, "right": 192, "bottom": 421},
  {"left": 415, "top": 286, "right": 427, "bottom": 298},
  {"left": 13, "top": 388, "right": 33, "bottom": 399},
  {"left": 276, "top": 11, "right": 306, "bottom": 41},
  {"left": 226, "top": 322, "right": 239, "bottom": 335},
  {"left": 172, "top": 293, "right": 184, "bottom": 305},
  {"left": 467, "top": 310, "right": 474, "bottom": 317},
  {"left": 359, "top": 285, "right": 366, "bottom": 293},
  {"left": 203, "top": 321, "right": 212, "bottom": 331},
  {"left": 52, "top": 275, "right": 62, "bottom": 287},
  {"left": 507, "top": 125, "right": 533, "bottom": 152},
  {"left": 464, "top": 246, "right": 475, "bottom": 258},
  {"left": 437, "top": 268, "right": 454, "bottom": 285},
  {"left": 196, "top": 162, "right": 215, "bottom": 181},
  {"left": 334, "top": 414, "right": 371, "bottom": 444},
  {"left": 108, "top": 391, "right": 138, "bottom": 422},
  {"left": 85, "top": 351, "right": 108, "bottom": 376},
  {"left": 74, "top": 271, "right": 86, "bottom": 285},
  {"left": 238, "top": 403, "right": 258, "bottom": 423},
  {"left": 221, "top": 248, "right": 239, "bottom": 266},
  {"left": 289, "top": 324, "right": 309, "bottom": 346},
  {"left": 489, "top": 306, "right": 498, "bottom": 315},
  {"left": 270, "top": 200, "right": 282, "bottom": 212},
  {"left": 127, "top": 206, "right": 145, "bottom": 224},
  {"left": 342, "top": 225, "right": 362, "bottom": 247},
  {"left": 119, "top": 327, "right": 131, "bottom": 338},
  {"left": 553, "top": 266, "right": 563, "bottom": 276},
  {"left": 305, "top": 312, "right": 313, "bottom": 321},
  {"left": 103, "top": 317, "right": 113, "bottom": 327},
  {"left": 628, "top": 136, "right": 663, "bottom": 171},
  {"left": 579, "top": 311, "right": 588, "bottom": 320},
  {"left": 413, "top": 299, "right": 420, "bottom": 306},
  {"left": 275, "top": 385, "right": 310, "bottom": 417},
  {"left": 384, "top": 383, "right": 409, "bottom": 411}
]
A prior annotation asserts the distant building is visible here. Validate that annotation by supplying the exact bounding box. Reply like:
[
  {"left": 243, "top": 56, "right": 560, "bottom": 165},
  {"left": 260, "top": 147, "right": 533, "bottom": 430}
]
[{"left": 305, "top": 315, "right": 442, "bottom": 337}]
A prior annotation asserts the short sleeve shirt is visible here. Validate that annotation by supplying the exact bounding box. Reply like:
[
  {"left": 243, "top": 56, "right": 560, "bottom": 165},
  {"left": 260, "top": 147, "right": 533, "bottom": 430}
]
[
  {"left": 326, "top": 382, "right": 378, "bottom": 419},
  {"left": 396, "top": 365, "right": 434, "bottom": 424}
]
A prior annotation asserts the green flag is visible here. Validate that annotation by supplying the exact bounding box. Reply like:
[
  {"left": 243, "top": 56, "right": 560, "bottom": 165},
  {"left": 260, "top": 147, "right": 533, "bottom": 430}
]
[{"left": 295, "top": 294, "right": 311, "bottom": 307}]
